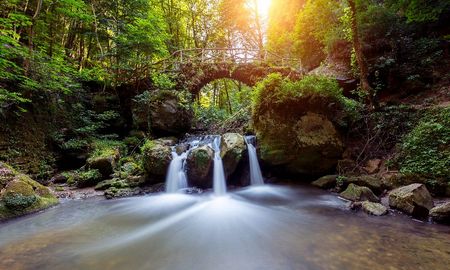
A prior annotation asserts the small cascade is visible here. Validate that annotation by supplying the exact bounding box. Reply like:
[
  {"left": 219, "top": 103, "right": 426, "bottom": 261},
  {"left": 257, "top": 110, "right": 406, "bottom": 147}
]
[
  {"left": 165, "top": 150, "right": 188, "bottom": 193},
  {"left": 212, "top": 136, "right": 227, "bottom": 196},
  {"left": 245, "top": 136, "right": 265, "bottom": 185}
]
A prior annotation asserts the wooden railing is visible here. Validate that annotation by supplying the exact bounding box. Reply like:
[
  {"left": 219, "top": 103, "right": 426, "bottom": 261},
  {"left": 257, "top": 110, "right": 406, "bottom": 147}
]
[{"left": 153, "top": 48, "right": 303, "bottom": 72}]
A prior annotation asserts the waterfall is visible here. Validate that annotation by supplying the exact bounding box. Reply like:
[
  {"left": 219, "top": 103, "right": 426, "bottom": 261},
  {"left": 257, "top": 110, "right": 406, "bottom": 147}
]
[
  {"left": 245, "top": 136, "right": 264, "bottom": 185},
  {"left": 165, "top": 150, "right": 188, "bottom": 193},
  {"left": 212, "top": 136, "right": 227, "bottom": 196}
]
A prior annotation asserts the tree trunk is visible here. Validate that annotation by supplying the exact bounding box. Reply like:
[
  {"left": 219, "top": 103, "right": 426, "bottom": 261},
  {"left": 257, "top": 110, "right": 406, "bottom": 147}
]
[{"left": 348, "top": 0, "right": 378, "bottom": 109}]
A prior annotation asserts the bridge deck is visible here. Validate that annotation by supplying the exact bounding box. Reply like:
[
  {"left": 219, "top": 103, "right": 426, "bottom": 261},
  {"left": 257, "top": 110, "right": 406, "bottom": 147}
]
[{"left": 153, "top": 48, "right": 303, "bottom": 72}]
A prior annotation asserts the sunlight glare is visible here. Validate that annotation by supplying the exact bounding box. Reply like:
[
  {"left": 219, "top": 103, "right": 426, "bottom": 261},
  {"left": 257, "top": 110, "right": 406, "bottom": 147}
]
[{"left": 254, "top": 0, "right": 272, "bottom": 18}]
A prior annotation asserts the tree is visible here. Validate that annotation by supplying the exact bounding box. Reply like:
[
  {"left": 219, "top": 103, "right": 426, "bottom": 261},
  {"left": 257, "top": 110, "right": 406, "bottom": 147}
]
[{"left": 348, "top": 0, "right": 378, "bottom": 109}]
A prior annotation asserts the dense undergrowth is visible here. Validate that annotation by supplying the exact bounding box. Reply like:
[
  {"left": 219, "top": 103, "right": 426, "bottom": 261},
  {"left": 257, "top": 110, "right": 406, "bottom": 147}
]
[{"left": 397, "top": 107, "right": 450, "bottom": 181}]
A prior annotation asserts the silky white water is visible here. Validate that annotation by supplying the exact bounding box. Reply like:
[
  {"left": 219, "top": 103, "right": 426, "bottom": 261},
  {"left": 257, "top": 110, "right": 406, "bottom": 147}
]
[
  {"left": 165, "top": 151, "right": 188, "bottom": 193},
  {"left": 212, "top": 136, "right": 227, "bottom": 195},
  {"left": 2, "top": 185, "right": 450, "bottom": 270},
  {"left": 245, "top": 136, "right": 264, "bottom": 185}
]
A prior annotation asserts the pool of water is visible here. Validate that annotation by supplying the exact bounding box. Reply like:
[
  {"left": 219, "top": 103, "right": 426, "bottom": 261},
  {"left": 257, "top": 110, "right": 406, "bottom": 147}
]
[{"left": 1, "top": 184, "right": 449, "bottom": 270}]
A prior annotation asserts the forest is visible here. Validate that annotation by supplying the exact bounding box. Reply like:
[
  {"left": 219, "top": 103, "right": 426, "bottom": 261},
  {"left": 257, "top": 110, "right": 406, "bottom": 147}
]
[{"left": 0, "top": 0, "right": 450, "bottom": 269}]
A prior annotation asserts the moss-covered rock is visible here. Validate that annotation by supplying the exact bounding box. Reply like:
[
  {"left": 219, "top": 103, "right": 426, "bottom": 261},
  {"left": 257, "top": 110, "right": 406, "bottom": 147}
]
[
  {"left": 141, "top": 139, "right": 173, "bottom": 182},
  {"left": 252, "top": 74, "right": 356, "bottom": 177},
  {"left": 388, "top": 183, "right": 434, "bottom": 218},
  {"left": 382, "top": 173, "right": 449, "bottom": 196},
  {"left": 429, "top": 202, "right": 450, "bottom": 224},
  {"left": 342, "top": 175, "right": 383, "bottom": 194},
  {"left": 104, "top": 187, "right": 143, "bottom": 199},
  {"left": 62, "top": 169, "right": 103, "bottom": 188},
  {"left": 361, "top": 201, "right": 388, "bottom": 216},
  {"left": 95, "top": 175, "right": 145, "bottom": 191},
  {"left": 340, "top": 183, "right": 379, "bottom": 202},
  {"left": 311, "top": 175, "right": 337, "bottom": 189},
  {"left": 220, "top": 133, "right": 246, "bottom": 179},
  {"left": 86, "top": 140, "right": 122, "bottom": 178},
  {"left": 186, "top": 145, "right": 214, "bottom": 188},
  {"left": 146, "top": 90, "right": 193, "bottom": 136},
  {"left": 0, "top": 162, "right": 58, "bottom": 220},
  {"left": 257, "top": 112, "right": 344, "bottom": 176}
]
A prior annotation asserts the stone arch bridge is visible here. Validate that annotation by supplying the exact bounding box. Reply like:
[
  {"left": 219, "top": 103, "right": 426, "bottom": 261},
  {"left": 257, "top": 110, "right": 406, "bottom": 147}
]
[{"left": 152, "top": 48, "right": 304, "bottom": 94}]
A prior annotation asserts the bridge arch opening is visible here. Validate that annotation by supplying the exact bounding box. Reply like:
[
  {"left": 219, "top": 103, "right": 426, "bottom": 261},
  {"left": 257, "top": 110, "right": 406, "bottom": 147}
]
[{"left": 193, "top": 78, "right": 252, "bottom": 127}]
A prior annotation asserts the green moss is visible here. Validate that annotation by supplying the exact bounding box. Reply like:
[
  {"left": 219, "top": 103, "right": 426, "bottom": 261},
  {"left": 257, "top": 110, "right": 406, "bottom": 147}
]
[
  {"left": 195, "top": 150, "right": 210, "bottom": 169},
  {"left": 252, "top": 74, "right": 359, "bottom": 127},
  {"left": 140, "top": 139, "right": 156, "bottom": 152},
  {"left": 0, "top": 163, "right": 59, "bottom": 220},
  {"left": 89, "top": 139, "right": 124, "bottom": 160},
  {"left": 54, "top": 186, "right": 65, "bottom": 192},
  {"left": 61, "top": 169, "right": 102, "bottom": 187},
  {"left": 95, "top": 179, "right": 129, "bottom": 190},
  {"left": 75, "top": 169, "right": 102, "bottom": 187},
  {"left": 3, "top": 193, "right": 37, "bottom": 209}
]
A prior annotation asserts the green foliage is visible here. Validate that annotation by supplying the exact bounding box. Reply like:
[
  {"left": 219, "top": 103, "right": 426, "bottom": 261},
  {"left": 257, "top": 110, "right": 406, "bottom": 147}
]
[
  {"left": 54, "top": 101, "right": 121, "bottom": 152},
  {"left": 140, "top": 140, "right": 156, "bottom": 153},
  {"left": 89, "top": 139, "right": 125, "bottom": 159},
  {"left": 252, "top": 73, "right": 358, "bottom": 121},
  {"left": 386, "top": 0, "right": 450, "bottom": 23},
  {"left": 3, "top": 193, "right": 37, "bottom": 210},
  {"left": 193, "top": 78, "right": 253, "bottom": 131},
  {"left": 194, "top": 105, "right": 229, "bottom": 127},
  {"left": 293, "top": 0, "right": 348, "bottom": 69},
  {"left": 399, "top": 108, "right": 450, "bottom": 180},
  {"left": 151, "top": 73, "right": 176, "bottom": 90},
  {"left": 64, "top": 169, "right": 102, "bottom": 187}
]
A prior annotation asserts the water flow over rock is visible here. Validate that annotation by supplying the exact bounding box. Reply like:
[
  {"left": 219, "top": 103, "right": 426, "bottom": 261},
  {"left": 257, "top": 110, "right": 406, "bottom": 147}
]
[
  {"left": 165, "top": 151, "right": 188, "bottom": 193},
  {"left": 245, "top": 136, "right": 264, "bottom": 185},
  {"left": 212, "top": 136, "right": 227, "bottom": 196}
]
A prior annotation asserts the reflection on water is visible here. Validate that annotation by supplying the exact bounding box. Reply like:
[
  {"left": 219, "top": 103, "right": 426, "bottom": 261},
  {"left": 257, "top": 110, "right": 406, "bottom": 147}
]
[{"left": 1, "top": 185, "right": 449, "bottom": 270}]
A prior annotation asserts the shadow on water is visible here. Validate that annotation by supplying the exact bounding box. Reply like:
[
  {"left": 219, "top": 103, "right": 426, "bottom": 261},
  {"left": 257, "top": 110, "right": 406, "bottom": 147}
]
[{"left": 1, "top": 185, "right": 450, "bottom": 270}]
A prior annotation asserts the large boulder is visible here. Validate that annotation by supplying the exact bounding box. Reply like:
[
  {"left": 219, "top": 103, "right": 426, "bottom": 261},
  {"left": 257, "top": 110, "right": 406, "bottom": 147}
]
[
  {"left": 257, "top": 112, "right": 344, "bottom": 175},
  {"left": 220, "top": 133, "right": 246, "bottom": 179},
  {"left": 186, "top": 145, "right": 214, "bottom": 188},
  {"left": 0, "top": 162, "right": 58, "bottom": 220},
  {"left": 252, "top": 75, "right": 353, "bottom": 177},
  {"left": 388, "top": 183, "right": 434, "bottom": 217},
  {"left": 141, "top": 139, "right": 173, "bottom": 182},
  {"left": 147, "top": 90, "right": 193, "bottom": 136},
  {"left": 429, "top": 202, "right": 450, "bottom": 224},
  {"left": 340, "top": 183, "right": 379, "bottom": 202}
]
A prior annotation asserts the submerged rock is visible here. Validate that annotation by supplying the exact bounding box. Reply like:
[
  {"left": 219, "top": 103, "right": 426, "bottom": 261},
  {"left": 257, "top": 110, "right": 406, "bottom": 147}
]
[
  {"left": 220, "top": 133, "right": 246, "bottom": 179},
  {"left": 186, "top": 145, "right": 214, "bottom": 188},
  {"left": 340, "top": 183, "right": 379, "bottom": 202},
  {"left": 361, "top": 201, "right": 388, "bottom": 216},
  {"left": 311, "top": 175, "right": 337, "bottom": 189},
  {"left": 0, "top": 162, "right": 58, "bottom": 220},
  {"left": 429, "top": 202, "right": 450, "bottom": 224},
  {"left": 141, "top": 139, "right": 173, "bottom": 182},
  {"left": 388, "top": 183, "right": 433, "bottom": 218}
]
